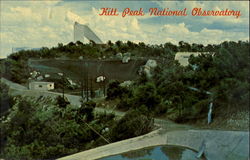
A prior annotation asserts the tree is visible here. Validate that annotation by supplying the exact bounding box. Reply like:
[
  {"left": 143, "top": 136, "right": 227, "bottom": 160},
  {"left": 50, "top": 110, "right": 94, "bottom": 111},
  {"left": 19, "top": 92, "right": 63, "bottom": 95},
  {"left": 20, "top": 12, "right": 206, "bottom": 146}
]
[
  {"left": 110, "top": 110, "right": 153, "bottom": 142},
  {"left": 164, "top": 42, "right": 178, "bottom": 52},
  {"left": 115, "top": 40, "right": 122, "bottom": 48},
  {"left": 127, "top": 40, "right": 135, "bottom": 49},
  {"left": 179, "top": 41, "right": 191, "bottom": 52},
  {"left": 0, "top": 82, "right": 13, "bottom": 117},
  {"left": 138, "top": 42, "right": 146, "bottom": 48},
  {"left": 106, "top": 80, "right": 130, "bottom": 100},
  {"left": 67, "top": 42, "right": 75, "bottom": 47},
  {"left": 132, "top": 82, "right": 161, "bottom": 112},
  {"left": 76, "top": 41, "right": 83, "bottom": 46},
  {"left": 107, "top": 40, "right": 113, "bottom": 46},
  {"left": 56, "top": 96, "right": 70, "bottom": 108},
  {"left": 78, "top": 101, "right": 96, "bottom": 122}
]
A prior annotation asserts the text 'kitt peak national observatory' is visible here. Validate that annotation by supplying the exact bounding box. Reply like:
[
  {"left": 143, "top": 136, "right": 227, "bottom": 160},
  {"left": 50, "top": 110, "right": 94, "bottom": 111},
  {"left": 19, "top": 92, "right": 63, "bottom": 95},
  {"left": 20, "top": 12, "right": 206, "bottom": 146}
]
[{"left": 99, "top": 8, "right": 241, "bottom": 18}]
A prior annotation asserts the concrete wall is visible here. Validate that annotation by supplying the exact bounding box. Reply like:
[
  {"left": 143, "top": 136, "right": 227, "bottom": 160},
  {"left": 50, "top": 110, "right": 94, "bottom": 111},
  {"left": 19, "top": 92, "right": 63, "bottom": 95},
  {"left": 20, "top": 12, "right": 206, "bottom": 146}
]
[{"left": 58, "top": 129, "right": 249, "bottom": 160}]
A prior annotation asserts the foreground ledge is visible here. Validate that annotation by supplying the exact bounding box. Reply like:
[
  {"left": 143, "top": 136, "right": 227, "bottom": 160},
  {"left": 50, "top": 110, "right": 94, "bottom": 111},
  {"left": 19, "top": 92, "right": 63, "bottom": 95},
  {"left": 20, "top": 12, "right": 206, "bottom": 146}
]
[{"left": 58, "top": 129, "right": 249, "bottom": 160}]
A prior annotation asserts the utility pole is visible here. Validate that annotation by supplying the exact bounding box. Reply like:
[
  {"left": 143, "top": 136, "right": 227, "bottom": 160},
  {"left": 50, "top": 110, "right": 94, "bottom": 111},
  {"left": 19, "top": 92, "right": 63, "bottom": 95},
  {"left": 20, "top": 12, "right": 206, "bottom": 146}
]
[
  {"left": 81, "top": 59, "right": 84, "bottom": 99},
  {"left": 85, "top": 62, "right": 89, "bottom": 102},
  {"left": 90, "top": 77, "right": 94, "bottom": 99},
  {"left": 102, "top": 70, "right": 105, "bottom": 97},
  {"left": 103, "top": 80, "right": 106, "bottom": 97},
  {"left": 62, "top": 72, "right": 65, "bottom": 99},
  {"left": 82, "top": 119, "right": 110, "bottom": 144}
]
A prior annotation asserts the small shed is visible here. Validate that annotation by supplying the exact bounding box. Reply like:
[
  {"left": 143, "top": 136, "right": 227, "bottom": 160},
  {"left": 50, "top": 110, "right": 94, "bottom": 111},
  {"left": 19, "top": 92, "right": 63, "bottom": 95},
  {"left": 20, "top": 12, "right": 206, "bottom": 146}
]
[{"left": 29, "top": 81, "right": 54, "bottom": 91}]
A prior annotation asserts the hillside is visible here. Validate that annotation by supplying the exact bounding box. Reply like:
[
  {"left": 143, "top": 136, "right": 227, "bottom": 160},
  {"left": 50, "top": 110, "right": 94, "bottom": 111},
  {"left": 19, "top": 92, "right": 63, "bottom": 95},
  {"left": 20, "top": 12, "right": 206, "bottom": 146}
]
[
  {"left": 1, "top": 40, "right": 249, "bottom": 121},
  {"left": 28, "top": 59, "right": 146, "bottom": 84},
  {"left": 0, "top": 40, "right": 249, "bottom": 160}
]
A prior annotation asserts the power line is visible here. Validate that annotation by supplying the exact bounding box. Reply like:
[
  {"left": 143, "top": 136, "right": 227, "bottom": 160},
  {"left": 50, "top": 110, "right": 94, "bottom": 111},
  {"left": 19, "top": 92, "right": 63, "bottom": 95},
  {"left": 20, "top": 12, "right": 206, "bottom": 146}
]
[{"left": 81, "top": 118, "right": 110, "bottom": 144}]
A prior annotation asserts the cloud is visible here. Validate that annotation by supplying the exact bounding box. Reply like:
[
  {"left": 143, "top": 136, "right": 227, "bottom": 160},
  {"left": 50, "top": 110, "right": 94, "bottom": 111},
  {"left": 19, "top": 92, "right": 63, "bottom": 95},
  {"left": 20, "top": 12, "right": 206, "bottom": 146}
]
[
  {"left": 155, "top": 1, "right": 249, "bottom": 31},
  {"left": 0, "top": 1, "right": 73, "bottom": 58},
  {"left": 66, "top": 10, "right": 86, "bottom": 24},
  {"left": 163, "top": 23, "right": 190, "bottom": 35},
  {"left": 10, "top": 7, "right": 32, "bottom": 14},
  {"left": 0, "top": 1, "right": 249, "bottom": 58}
]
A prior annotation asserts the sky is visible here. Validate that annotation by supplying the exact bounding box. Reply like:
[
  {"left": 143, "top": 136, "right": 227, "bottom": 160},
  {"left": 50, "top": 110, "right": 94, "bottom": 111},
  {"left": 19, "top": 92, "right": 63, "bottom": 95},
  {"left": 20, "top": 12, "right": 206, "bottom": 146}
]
[{"left": 0, "top": 0, "right": 249, "bottom": 58}]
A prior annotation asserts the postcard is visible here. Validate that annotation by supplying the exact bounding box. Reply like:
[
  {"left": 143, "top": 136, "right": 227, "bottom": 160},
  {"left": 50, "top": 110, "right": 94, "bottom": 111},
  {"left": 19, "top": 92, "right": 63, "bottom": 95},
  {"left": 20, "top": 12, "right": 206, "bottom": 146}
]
[{"left": 0, "top": 1, "right": 249, "bottom": 160}]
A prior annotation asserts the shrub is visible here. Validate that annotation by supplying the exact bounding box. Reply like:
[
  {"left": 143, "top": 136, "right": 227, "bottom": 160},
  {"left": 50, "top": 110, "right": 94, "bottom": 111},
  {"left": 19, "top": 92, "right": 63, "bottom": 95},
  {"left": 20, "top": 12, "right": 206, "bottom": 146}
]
[
  {"left": 77, "top": 101, "right": 96, "bottom": 122},
  {"left": 131, "top": 82, "right": 161, "bottom": 111},
  {"left": 110, "top": 110, "right": 153, "bottom": 142},
  {"left": 106, "top": 80, "right": 130, "bottom": 100},
  {"left": 56, "top": 96, "right": 70, "bottom": 108},
  {"left": 0, "top": 82, "right": 13, "bottom": 117}
]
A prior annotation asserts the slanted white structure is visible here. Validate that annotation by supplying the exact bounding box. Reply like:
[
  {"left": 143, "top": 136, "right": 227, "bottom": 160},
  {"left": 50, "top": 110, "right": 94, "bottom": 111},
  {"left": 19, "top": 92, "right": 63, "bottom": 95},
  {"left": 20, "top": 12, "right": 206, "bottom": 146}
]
[
  {"left": 175, "top": 52, "right": 211, "bottom": 66},
  {"left": 74, "top": 22, "right": 103, "bottom": 44},
  {"left": 29, "top": 81, "right": 54, "bottom": 91}
]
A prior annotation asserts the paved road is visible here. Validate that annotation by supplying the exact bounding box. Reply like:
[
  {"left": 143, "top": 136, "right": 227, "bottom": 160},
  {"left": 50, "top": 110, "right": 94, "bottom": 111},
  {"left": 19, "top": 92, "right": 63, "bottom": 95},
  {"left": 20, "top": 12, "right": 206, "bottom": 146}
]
[{"left": 1, "top": 78, "right": 192, "bottom": 130}]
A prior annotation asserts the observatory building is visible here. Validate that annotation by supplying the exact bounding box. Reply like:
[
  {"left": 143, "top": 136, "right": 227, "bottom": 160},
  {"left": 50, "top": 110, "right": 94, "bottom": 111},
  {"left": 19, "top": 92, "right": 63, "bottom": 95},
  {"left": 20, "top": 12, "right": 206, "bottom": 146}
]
[
  {"left": 74, "top": 22, "right": 103, "bottom": 44},
  {"left": 175, "top": 52, "right": 212, "bottom": 66},
  {"left": 29, "top": 81, "right": 54, "bottom": 91}
]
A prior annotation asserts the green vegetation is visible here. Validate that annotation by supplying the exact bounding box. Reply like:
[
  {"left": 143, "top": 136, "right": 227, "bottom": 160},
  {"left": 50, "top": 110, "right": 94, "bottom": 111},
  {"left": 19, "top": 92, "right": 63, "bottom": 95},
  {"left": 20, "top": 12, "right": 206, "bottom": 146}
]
[
  {"left": 106, "top": 80, "right": 131, "bottom": 100},
  {"left": 0, "top": 82, "right": 13, "bottom": 117},
  {"left": 0, "top": 92, "right": 153, "bottom": 159},
  {"left": 1, "top": 40, "right": 218, "bottom": 84},
  {"left": 0, "top": 40, "right": 249, "bottom": 159},
  {"left": 110, "top": 110, "right": 154, "bottom": 142},
  {"left": 107, "top": 41, "right": 249, "bottom": 122}
]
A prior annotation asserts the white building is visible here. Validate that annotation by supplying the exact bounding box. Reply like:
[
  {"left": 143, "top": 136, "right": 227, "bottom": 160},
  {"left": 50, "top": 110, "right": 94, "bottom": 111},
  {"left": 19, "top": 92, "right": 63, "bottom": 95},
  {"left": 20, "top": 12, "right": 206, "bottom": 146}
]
[
  {"left": 175, "top": 52, "right": 211, "bottom": 66},
  {"left": 96, "top": 76, "right": 106, "bottom": 83},
  {"left": 29, "top": 81, "right": 54, "bottom": 91},
  {"left": 74, "top": 22, "right": 103, "bottom": 44}
]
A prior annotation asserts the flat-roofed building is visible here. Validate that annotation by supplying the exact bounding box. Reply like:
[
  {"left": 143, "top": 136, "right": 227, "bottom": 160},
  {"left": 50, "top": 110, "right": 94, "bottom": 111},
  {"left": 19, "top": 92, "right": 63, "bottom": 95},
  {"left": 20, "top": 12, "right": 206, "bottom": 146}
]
[
  {"left": 29, "top": 81, "right": 54, "bottom": 91},
  {"left": 175, "top": 52, "right": 211, "bottom": 66}
]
